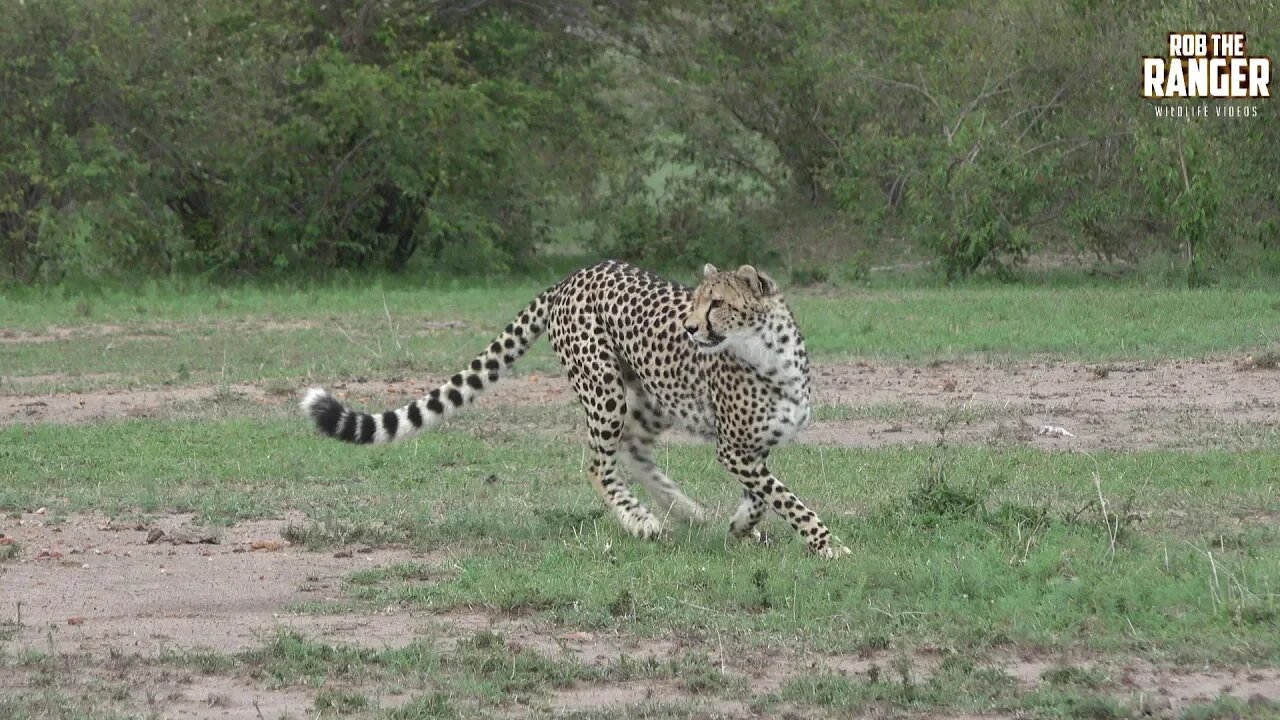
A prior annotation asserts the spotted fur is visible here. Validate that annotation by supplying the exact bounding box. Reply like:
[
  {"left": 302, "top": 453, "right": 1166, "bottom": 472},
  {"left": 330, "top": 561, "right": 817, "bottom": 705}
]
[{"left": 301, "top": 260, "right": 850, "bottom": 558}]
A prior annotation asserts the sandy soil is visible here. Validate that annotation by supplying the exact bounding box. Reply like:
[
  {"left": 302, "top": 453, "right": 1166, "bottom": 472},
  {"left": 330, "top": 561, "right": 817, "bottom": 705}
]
[
  {"left": 3, "top": 321, "right": 1279, "bottom": 717},
  {"left": 3, "top": 512, "right": 1278, "bottom": 718},
  {"left": 4, "top": 357, "right": 1277, "bottom": 451}
]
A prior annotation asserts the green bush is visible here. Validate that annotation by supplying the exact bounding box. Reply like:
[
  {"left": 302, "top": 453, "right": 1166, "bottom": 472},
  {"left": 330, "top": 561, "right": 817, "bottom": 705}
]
[
  {"left": 592, "top": 182, "right": 772, "bottom": 269},
  {"left": 2, "top": 0, "right": 1277, "bottom": 284},
  {"left": 644, "top": 0, "right": 1279, "bottom": 280},
  {"left": 0, "top": 0, "right": 611, "bottom": 282}
]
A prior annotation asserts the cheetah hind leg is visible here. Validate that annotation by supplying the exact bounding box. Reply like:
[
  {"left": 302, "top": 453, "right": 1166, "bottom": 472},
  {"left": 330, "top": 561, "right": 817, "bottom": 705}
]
[
  {"left": 619, "top": 387, "right": 707, "bottom": 524},
  {"left": 570, "top": 373, "right": 663, "bottom": 540},
  {"left": 621, "top": 431, "right": 707, "bottom": 525}
]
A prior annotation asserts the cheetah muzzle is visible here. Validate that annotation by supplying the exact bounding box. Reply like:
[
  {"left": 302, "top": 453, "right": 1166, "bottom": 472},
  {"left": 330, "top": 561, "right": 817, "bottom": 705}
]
[{"left": 301, "top": 261, "right": 851, "bottom": 559}]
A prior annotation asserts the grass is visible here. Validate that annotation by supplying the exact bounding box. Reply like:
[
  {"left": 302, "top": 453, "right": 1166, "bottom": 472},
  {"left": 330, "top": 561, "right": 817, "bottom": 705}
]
[
  {"left": 1040, "top": 664, "right": 1109, "bottom": 689},
  {"left": 3, "top": 417, "right": 1279, "bottom": 668},
  {"left": 3, "top": 276, "right": 1279, "bottom": 718},
  {"left": 223, "top": 629, "right": 730, "bottom": 715},
  {"left": 1178, "top": 696, "right": 1280, "bottom": 720},
  {"left": 1, "top": 282, "right": 1276, "bottom": 392}
]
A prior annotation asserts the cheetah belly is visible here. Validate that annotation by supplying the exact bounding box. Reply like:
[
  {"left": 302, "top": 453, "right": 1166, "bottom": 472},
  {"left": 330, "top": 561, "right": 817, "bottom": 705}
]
[
  {"left": 661, "top": 395, "right": 716, "bottom": 440},
  {"left": 648, "top": 387, "right": 717, "bottom": 441},
  {"left": 674, "top": 409, "right": 718, "bottom": 440}
]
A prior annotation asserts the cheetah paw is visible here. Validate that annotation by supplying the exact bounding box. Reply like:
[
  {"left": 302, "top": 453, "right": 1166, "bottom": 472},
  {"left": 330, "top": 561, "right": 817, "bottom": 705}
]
[
  {"left": 813, "top": 543, "right": 852, "bottom": 559},
  {"left": 729, "top": 527, "right": 763, "bottom": 543},
  {"left": 622, "top": 513, "right": 663, "bottom": 540}
]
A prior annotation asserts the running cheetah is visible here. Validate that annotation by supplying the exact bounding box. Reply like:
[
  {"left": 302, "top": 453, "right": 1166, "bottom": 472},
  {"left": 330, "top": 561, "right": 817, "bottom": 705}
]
[{"left": 302, "top": 261, "right": 849, "bottom": 558}]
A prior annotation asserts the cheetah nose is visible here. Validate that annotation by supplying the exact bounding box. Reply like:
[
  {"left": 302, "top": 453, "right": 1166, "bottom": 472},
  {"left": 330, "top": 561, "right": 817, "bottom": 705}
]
[{"left": 684, "top": 325, "right": 698, "bottom": 336}]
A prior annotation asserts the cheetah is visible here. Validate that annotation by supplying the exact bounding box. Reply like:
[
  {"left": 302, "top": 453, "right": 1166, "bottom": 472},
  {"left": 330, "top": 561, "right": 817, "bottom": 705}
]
[{"left": 301, "top": 261, "right": 851, "bottom": 558}]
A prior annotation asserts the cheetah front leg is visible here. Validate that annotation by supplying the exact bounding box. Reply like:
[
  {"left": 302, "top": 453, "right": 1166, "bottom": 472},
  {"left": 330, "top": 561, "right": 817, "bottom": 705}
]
[
  {"left": 588, "top": 448, "right": 662, "bottom": 540},
  {"left": 717, "top": 449, "right": 850, "bottom": 559},
  {"left": 728, "top": 489, "right": 766, "bottom": 542}
]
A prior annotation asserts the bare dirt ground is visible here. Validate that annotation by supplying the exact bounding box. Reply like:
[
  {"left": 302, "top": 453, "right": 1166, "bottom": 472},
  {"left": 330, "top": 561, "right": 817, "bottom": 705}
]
[
  {"left": 3, "top": 512, "right": 1278, "bottom": 718},
  {"left": 3, "top": 321, "right": 1278, "bottom": 716},
  {"left": 4, "top": 357, "right": 1277, "bottom": 451}
]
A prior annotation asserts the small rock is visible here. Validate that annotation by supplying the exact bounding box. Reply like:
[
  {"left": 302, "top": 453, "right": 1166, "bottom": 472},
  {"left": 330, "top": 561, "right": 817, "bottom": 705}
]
[
  {"left": 147, "top": 527, "right": 219, "bottom": 545},
  {"left": 67, "top": 616, "right": 85, "bottom": 626},
  {"left": 168, "top": 530, "right": 219, "bottom": 545},
  {"left": 1035, "top": 425, "right": 1076, "bottom": 438},
  {"left": 333, "top": 550, "right": 353, "bottom": 559}
]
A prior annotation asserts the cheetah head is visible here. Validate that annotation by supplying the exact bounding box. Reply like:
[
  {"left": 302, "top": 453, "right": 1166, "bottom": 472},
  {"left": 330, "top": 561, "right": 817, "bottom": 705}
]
[{"left": 685, "top": 263, "right": 781, "bottom": 354}]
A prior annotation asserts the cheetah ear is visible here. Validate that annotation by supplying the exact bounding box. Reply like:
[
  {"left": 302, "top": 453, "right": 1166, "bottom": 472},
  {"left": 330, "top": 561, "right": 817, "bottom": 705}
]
[
  {"left": 702, "top": 263, "right": 719, "bottom": 278},
  {"left": 737, "top": 265, "right": 778, "bottom": 296}
]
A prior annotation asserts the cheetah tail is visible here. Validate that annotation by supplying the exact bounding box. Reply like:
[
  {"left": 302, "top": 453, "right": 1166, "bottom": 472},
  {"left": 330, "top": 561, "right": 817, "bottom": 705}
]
[{"left": 300, "top": 289, "right": 554, "bottom": 445}]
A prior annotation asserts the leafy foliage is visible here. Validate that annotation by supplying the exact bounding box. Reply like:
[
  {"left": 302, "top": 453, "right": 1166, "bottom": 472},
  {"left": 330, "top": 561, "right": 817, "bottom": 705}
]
[
  {"left": 0, "top": 0, "right": 611, "bottom": 282},
  {"left": 640, "top": 0, "right": 1279, "bottom": 280},
  {"left": 2, "top": 0, "right": 1277, "bottom": 283}
]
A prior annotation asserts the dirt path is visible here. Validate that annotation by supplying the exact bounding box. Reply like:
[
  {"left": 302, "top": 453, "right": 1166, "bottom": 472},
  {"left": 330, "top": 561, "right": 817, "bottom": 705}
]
[
  {"left": 805, "top": 357, "right": 1279, "bottom": 450},
  {"left": 4, "top": 359, "right": 1277, "bottom": 451},
  {"left": 2, "top": 513, "right": 1277, "bottom": 719}
]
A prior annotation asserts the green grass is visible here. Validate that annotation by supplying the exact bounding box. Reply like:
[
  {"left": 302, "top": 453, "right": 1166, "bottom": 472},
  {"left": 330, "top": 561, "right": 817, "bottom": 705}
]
[
  {"left": 4, "top": 276, "right": 1279, "bottom": 718},
  {"left": 0, "top": 695, "right": 135, "bottom": 720},
  {"left": 767, "top": 662, "right": 1132, "bottom": 719},
  {"left": 1177, "top": 695, "right": 1280, "bottom": 720},
  {"left": 228, "top": 629, "right": 731, "bottom": 715},
  {"left": 0, "top": 314, "right": 561, "bottom": 394},
  {"left": 795, "top": 286, "right": 1279, "bottom": 362},
  {"left": 4, "top": 418, "right": 1279, "bottom": 669},
  {"left": 1, "top": 283, "right": 1275, "bottom": 387}
]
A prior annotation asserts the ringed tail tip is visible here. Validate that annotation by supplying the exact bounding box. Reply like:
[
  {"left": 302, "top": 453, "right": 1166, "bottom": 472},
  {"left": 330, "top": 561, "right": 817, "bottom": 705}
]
[{"left": 301, "top": 387, "right": 343, "bottom": 436}]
